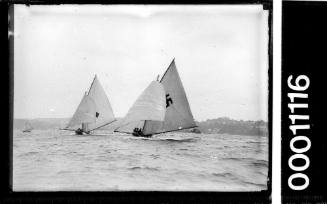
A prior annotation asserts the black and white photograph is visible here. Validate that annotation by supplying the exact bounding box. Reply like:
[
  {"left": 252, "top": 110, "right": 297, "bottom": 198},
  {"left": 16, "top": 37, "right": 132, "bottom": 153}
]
[{"left": 12, "top": 4, "right": 270, "bottom": 192}]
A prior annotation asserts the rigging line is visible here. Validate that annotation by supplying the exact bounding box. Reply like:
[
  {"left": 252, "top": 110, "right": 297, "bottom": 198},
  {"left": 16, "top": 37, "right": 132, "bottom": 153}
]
[
  {"left": 60, "top": 128, "right": 76, "bottom": 131},
  {"left": 88, "top": 119, "right": 117, "bottom": 132},
  {"left": 151, "top": 126, "right": 198, "bottom": 135},
  {"left": 113, "top": 130, "right": 133, "bottom": 134}
]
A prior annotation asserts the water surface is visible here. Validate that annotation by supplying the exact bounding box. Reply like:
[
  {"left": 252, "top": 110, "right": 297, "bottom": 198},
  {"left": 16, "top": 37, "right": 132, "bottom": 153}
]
[{"left": 13, "top": 130, "right": 268, "bottom": 191}]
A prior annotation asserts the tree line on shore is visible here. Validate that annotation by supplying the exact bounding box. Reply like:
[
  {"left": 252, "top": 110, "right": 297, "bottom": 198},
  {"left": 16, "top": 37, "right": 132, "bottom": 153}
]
[{"left": 189, "top": 117, "right": 268, "bottom": 136}]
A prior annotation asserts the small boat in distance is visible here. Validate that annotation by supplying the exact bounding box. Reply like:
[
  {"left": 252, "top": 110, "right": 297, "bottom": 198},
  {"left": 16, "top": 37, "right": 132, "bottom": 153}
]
[
  {"left": 115, "top": 59, "right": 197, "bottom": 137},
  {"left": 63, "top": 75, "right": 116, "bottom": 135},
  {"left": 22, "top": 121, "right": 33, "bottom": 133}
]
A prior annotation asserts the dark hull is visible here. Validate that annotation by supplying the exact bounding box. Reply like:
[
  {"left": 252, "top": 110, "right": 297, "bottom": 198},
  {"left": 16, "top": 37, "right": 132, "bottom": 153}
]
[
  {"left": 75, "top": 130, "right": 90, "bottom": 135},
  {"left": 132, "top": 132, "right": 152, "bottom": 138}
]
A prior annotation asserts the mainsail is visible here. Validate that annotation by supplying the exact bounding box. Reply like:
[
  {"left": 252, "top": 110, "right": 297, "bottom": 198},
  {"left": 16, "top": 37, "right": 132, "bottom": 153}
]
[
  {"left": 23, "top": 121, "right": 33, "bottom": 132},
  {"left": 115, "top": 81, "right": 166, "bottom": 133},
  {"left": 143, "top": 59, "right": 197, "bottom": 135},
  {"left": 65, "top": 75, "right": 116, "bottom": 133}
]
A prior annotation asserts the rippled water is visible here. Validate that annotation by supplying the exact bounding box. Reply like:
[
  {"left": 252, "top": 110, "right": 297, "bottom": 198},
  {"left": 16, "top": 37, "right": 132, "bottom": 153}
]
[{"left": 13, "top": 130, "right": 268, "bottom": 191}]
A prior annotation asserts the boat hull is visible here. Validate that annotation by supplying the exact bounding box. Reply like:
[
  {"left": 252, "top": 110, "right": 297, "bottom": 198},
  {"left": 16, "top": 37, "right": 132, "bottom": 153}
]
[
  {"left": 132, "top": 132, "right": 152, "bottom": 138},
  {"left": 75, "top": 129, "right": 90, "bottom": 135}
]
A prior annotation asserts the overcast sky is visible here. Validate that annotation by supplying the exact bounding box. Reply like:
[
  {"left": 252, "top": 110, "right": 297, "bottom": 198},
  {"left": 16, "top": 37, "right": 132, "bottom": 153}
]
[{"left": 14, "top": 5, "right": 269, "bottom": 122}]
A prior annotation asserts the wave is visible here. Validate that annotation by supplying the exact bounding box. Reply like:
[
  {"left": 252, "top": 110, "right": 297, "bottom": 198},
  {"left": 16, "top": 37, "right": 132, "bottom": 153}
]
[
  {"left": 248, "top": 160, "right": 269, "bottom": 168},
  {"left": 211, "top": 172, "right": 235, "bottom": 178},
  {"left": 246, "top": 141, "right": 262, "bottom": 144},
  {"left": 57, "top": 170, "right": 72, "bottom": 175},
  {"left": 242, "top": 181, "right": 267, "bottom": 188},
  {"left": 223, "top": 157, "right": 268, "bottom": 163},
  {"left": 164, "top": 138, "right": 198, "bottom": 142},
  {"left": 194, "top": 172, "right": 243, "bottom": 184},
  {"left": 19, "top": 151, "right": 39, "bottom": 157},
  {"left": 127, "top": 166, "right": 160, "bottom": 171},
  {"left": 150, "top": 154, "right": 160, "bottom": 159},
  {"left": 142, "top": 137, "right": 200, "bottom": 143},
  {"left": 222, "top": 157, "right": 246, "bottom": 162}
]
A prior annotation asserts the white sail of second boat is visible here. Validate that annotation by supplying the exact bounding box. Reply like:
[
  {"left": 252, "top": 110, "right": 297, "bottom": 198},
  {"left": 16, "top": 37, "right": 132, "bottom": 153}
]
[{"left": 115, "top": 59, "right": 197, "bottom": 136}]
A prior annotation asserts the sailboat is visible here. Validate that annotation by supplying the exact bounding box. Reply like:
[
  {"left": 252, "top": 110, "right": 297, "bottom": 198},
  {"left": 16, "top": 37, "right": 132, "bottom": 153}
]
[
  {"left": 115, "top": 59, "right": 197, "bottom": 137},
  {"left": 63, "top": 75, "right": 116, "bottom": 135},
  {"left": 22, "top": 121, "right": 33, "bottom": 133}
]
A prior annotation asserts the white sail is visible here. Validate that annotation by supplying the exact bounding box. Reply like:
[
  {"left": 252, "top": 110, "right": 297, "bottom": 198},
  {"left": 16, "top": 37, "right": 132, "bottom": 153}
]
[
  {"left": 116, "top": 81, "right": 166, "bottom": 132},
  {"left": 86, "top": 75, "right": 116, "bottom": 131},
  {"left": 66, "top": 92, "right": 97, "bottom": 130},
  {"left": 144, "top": 59, "right": 197, "bottom": 135},
  {"left": 23, "top": 121, "right": 33, "bottom": 132}
]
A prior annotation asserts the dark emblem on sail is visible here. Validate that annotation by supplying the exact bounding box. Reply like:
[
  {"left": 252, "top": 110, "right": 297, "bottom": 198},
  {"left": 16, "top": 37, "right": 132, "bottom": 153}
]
[
  {"left": 166, "top": 94, "right": 173, "bottom": 108},
  {"left": 96, "top": 112, "right": 99, "bottom": 118}
]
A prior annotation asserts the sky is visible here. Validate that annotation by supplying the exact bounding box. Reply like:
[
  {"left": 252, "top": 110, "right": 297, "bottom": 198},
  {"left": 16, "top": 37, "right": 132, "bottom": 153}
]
[{"left": 13, "top": 5, "right": 269, "bottom": 122}]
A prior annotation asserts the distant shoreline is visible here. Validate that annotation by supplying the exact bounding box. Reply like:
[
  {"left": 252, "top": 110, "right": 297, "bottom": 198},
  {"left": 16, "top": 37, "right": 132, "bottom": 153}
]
[{"left": 13, "top": 117, "right": 268, "bottom": 136}]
